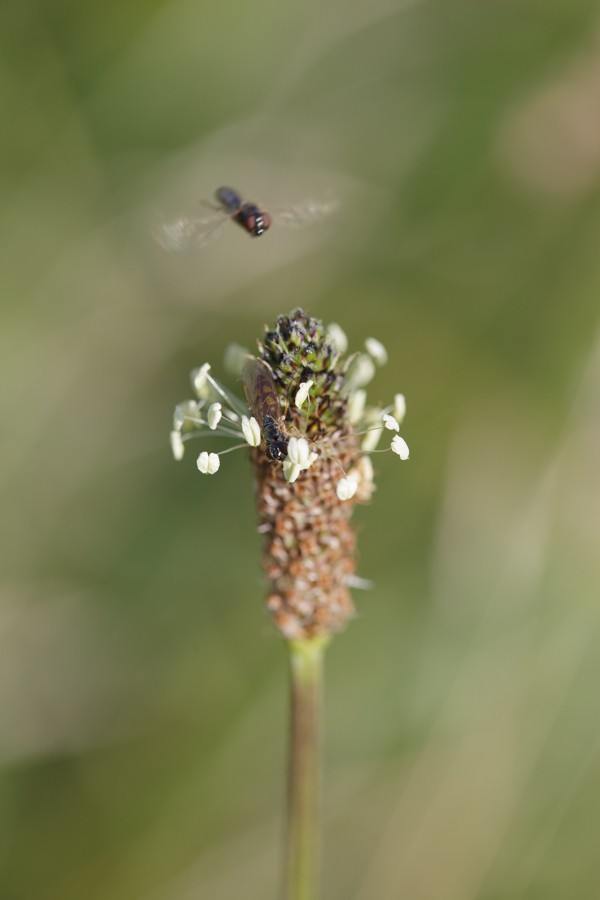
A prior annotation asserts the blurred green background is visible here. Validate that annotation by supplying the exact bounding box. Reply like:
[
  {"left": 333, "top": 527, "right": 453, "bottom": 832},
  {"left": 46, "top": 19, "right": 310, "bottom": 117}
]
[{"left": 3, "top": 0, "right": 600, "bottom": 898}]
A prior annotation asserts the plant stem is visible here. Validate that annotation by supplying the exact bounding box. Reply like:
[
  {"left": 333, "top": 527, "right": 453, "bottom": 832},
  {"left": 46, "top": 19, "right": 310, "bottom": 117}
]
[
  {"left": 285, "top": 636, "right": 329, "bottom": 900},
  {"left": 285, "top": 637, "right": 329, "bottom": 900}
]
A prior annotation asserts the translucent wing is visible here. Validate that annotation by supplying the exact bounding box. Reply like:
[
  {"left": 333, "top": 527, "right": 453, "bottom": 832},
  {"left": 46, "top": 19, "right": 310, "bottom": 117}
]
[
  {"left": 153, "top": 212, "right": 228, "bottom": 252},
  {"left": 241, "top": 358, "right": 282, "bottom": 424},
  {"left": 273, "top": 198, "right": 339, "bottom": 227}
]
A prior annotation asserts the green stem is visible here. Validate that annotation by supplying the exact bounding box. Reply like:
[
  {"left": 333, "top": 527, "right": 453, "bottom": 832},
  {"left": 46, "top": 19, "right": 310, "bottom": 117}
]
[{"left": 284, "top": 636, "right": 329, "bottom": 900}]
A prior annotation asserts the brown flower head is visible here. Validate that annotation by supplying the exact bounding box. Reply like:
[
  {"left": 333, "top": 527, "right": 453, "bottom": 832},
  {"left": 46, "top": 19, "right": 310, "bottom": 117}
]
[{"left": 171, "top": 309, "right": 410, "bottom": 640}]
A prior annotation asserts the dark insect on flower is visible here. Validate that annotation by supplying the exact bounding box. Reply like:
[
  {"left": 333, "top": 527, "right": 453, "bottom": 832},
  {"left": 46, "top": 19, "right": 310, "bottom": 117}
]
[
  {"left": 215, "top": 186, "right": 272, "bottom": 238},
  {"left": 242, "top": 357, "right": 289, "bottom": 462}
]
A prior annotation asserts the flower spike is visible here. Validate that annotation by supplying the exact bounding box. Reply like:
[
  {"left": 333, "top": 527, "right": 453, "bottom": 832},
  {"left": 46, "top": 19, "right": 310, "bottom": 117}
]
[{"left": 171, "top": 308, "right": 410, "bottom": 638}]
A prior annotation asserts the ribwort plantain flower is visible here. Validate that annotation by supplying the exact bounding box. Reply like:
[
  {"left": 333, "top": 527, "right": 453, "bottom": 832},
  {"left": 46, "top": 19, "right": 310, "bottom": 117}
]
[{"left": 171, "top": 308, "right": 410, "bottom": 640}]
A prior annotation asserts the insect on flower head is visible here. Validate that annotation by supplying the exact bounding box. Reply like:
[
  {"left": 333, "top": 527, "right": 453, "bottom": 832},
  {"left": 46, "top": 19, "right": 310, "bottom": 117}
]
[{"left": 170, "top": 309, "right": 410, "bottom": 639}]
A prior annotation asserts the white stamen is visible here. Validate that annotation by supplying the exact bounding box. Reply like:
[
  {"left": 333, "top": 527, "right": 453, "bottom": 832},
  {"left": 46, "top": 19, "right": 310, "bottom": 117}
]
[
  {"left": 173, "top": 400, "right": 199, "bottom": 430},
  {"left": 348, "top": 389, "right": 367, "bottom": 425},
  {"left": 391, "top": 435, "right": 410, "bottom": 460},
  {"left": 282, "top": 438, "right": 317, "bottom": 483},
  {"left": 345, "top": 354, "right": 376, "bottom": 390},
  {"left": 346, "top": 574, "right": 375, "bottom": 590},
  {"left": 295, "top": 380, "right": 314, "bottom": 409},
  {"left": 207, "top": 403, "right": 222, "bottom": 430},
  {"left": 197, "top": 451, "right": 221, "bottom": 474},
  {"left": 288, "top": 436, "right": 310, "bottom": 466},
  {"left": 365, "top": 337, "right": 388, "bottom": 366},
  {"left": 383, "top": 413, "right": 400, "bottom": 432},
  {"left": 326, "top": 322, "right": 348, "bottom": 354},
  {"left": 191, "top": 363, "right": 211, "bottom": 398},
  {"left": 356, "top": 455, "right": 374, "bottom": 482},
  {"left": 283, "top": 461, "right": 302, "bottom": 483},
  {"left": 361, "top": 425, "right": 384, "bottom": 452},
  {"left": 336, "top": 476, "right": 358, "bottom": 501},
  {"left": 393, "top": 393, "right": 406, "bottom": 423},
  {"left": 350, "top": 455, "right": 375, "bottom": 502},
  {"left": 170, "top": 431, "right": 185, "bottom": 461},
  {"left": 242, "top": 416, "right": 261, "bottom": 447}
]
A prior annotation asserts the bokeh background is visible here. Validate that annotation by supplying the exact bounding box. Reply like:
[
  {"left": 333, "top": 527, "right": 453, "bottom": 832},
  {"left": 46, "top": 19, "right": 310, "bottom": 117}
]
[{"left": 3, "top": 0, "right": 600, "bottom": 897}]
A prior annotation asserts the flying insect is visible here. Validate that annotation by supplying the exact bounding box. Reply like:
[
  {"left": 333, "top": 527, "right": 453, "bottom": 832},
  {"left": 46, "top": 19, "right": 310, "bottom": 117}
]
[
  {"left": 215, "top": 186, "right": 271, "bottom": 237},
  {"left": 154, "top": 187, "right": 338, "bottom": 251}
]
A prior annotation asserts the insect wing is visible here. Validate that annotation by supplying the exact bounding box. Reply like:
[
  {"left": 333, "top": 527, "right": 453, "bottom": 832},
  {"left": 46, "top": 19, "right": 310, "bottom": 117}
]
[
  {"left": 273, "top": 198, "right": 339, "bottom": 227},
  {"left": 153, "top": 212, "right": 228, "bottom": 252},
  {"left": 242, "top": 359, "right": 282, "bottom": 426}
]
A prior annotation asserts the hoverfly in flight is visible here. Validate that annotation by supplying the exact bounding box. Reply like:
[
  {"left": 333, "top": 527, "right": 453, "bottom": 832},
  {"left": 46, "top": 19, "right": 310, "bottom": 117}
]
[
  {"left": 155, "top": 186, "right": 338, "bottom": 251},
  {"left": 215, "top": 186, "right": 271, "bottom": 237},
  {"left": 242, "top": 358, "right": 288, "bottom": 462}
]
